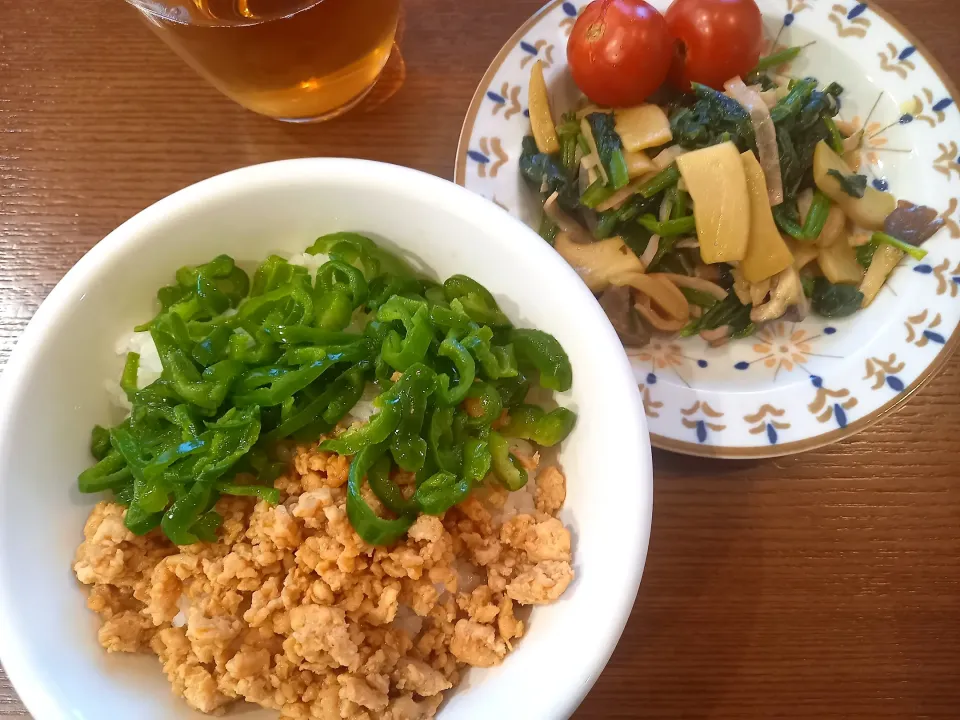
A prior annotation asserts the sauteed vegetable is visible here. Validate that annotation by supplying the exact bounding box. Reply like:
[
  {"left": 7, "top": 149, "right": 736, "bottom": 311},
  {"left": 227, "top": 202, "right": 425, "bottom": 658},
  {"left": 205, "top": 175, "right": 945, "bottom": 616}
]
[{"left": 79, "top": 233, "right": 576, "bottom": 546}]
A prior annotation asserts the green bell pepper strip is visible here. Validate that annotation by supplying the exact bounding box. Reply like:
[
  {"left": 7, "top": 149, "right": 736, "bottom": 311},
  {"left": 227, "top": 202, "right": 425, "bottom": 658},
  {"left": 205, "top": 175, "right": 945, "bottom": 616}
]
[
  {"left": 488, "top": 431, "right": 528, "bottom": 491},
  {"left": 428, "top": 300, "right": 477, "bottom": 336},
  {"left": 110, "top": 426, "right": 169, "bottom": 516},
  {"left": 151, "top": 325, "right": 242, "bottom": 412},
  {"left": 306, "top": 232, "right": 416, "bottom": 281},
  {"left": 217, "top": 483, "right": 280, "bottom": 504},
  {"left": 366, "top": 274, "right": 424, "bottom": 311},
  {"left": 261, "top": 325, "right": 361, "bottom": 346},
  {"left": 192, "top": 325, "right": 232, "bottom": 367},
  {"left": 320, "top": 396, "right": 401, "bottom": 455},
  {"left": 434, "top": 332, "right": 476, "bottom": 406},
  {"left": 237, "top": 279, "right": 314, "bottom": 328},
  {"left": 90, "top": 425, "right": 113, "bottom": 461},
  {"left": 414, "top": 471, "right": 471, "bottom": 515},
  {"left": 346, "top": 443, "right": 416, "bottom": 546},
  {"left": 464, "top": 382, "right": 504, "bottom": 428},
  {"left": 190, "top": 510, "right": 222, "bottom": 543},
  {"left": 78, "top": 451, "right": 132, "bottom": 493},
  {"left": 510, "top": 329, "right": 573, "bottom": 392},
  {"left": 278, "top": 339, "right": 369, "bottom": 366},
  {"left": 423, "top": 284, "right": 447, "bottom": 306},
  {"left": 191, "top": 406, "right": 261, "bottom": 485},
  {"left": 319, "top": 364, "right": 368, "bottom": 425},
  {"left": 233, "top": 344, "right": 367, "bottom": 407},
  {"left": 461, "top": 326, "right": 518, "bottom": 380},
  {"left": 427, "top": 405, "right": 463, "bottom": 475},
  {"left": 462, "top": 436, "right": 492, "bottom": 483},
  {"left": 162, "top": 481, "right": 215, "bottom": 545},
  {"left": 390, "top": 364, "right": 435, "bottom": 472},
  {"left": 377, "top": 294, "right": 429, "bottom": 327},
  {"left": 232, "top": 365, "right": 294, "bottom": 395},
  {"left": 314, "top": 290, "right": 354, "bottom": 332},
  {"left": 316, "top": 260, "right": 369, "bottom": 309},
  {"left": 250, "top": 255, "right": 308, "bottom": 297},
  {"left": 500, "top": 405, "right": 577, "bottom": 447},
  {"left": 443, "top": 275, "right": 511, "bottom": 328},
  {"left": 120, "top": 352, "right": 140, "bottom": 398},
  {"left": 381, "top": 306, "right": 434, "bottom": 371},
  {"left": 495, "top": 369, "right": 531, "bottom": 408},
  {"left": 142, "top": 436, "right": 208, "bottom": 481},
  {"left": 124, "top": 503, "right": 164, "bottom": 535},
  {"left": 367, "top": 455, "right": 418, "bottom": 516},
  {"left": 228, "top": 332, "right": 282, "bottom": 366}
]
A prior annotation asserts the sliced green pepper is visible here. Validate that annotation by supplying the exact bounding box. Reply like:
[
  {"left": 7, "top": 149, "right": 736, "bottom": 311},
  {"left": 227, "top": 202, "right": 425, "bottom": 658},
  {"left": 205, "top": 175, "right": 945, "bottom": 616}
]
[
  {"left": 510, "top": 329, "right": 572, "bottom": 392},
  {"left": 162, "top": 481, "right": 215, "bottom": 545},
  {"left": 390, "top": 364, "right": 436, "bottom": 472},
  {"left": 427, "top": 405, "right": 462, "bottom": 475},
  {"left": 367, "top": 455, "right": 418, "bottom": 516},
  {"left": 435, "top": 331, "right": 476, "bottom": 406},
  {"left": 464, "top": 382, "right": 503, "bottom": 428},
  {"left": 306, "top": 232, "right": 416, "bottom": 281},
  {"left": 414, "top": 471, "right": 471, "bottom": 515},
  {"left": 462, "top": 436, "right": 492, "bottom": 483},
  {"left": 443, "top": 275, "right": 511, "bottom": 328},
  {"left": 501, "top": 404, "right": 577, "bottom": 447},
  {"left": 461, "top": 326, "right": 518, "bottom": 380},
  {"left": 346, "top": 443, "right": 416, "bottom": 546},
  {"left": 488, "top": 431, "right": 528, "bottom": 491}
]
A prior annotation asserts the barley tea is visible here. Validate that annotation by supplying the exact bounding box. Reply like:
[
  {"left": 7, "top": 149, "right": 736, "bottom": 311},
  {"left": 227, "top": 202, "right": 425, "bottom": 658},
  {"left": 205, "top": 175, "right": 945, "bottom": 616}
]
[{"left": 137, "top": 0, "right": 401, "bottom": 121}]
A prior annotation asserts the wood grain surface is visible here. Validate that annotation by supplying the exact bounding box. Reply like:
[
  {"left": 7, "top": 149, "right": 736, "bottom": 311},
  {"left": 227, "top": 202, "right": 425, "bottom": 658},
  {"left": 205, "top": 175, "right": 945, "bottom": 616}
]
[{"left": 1, "top": 0, "right": 959, "bottom": 717}]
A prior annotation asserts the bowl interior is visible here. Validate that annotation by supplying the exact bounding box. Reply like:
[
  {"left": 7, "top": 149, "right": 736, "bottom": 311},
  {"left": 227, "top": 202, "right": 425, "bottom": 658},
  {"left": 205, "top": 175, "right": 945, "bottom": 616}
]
[{"left": 0, "top": 159, "right": 651, "bottom": 720}]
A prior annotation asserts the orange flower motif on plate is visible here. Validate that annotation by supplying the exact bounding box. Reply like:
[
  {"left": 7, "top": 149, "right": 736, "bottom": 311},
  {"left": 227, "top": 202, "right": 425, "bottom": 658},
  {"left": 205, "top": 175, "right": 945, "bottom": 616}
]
[
  {"left": 752, "top": 323, "right": 812, "bottom": 372},
  {"left": 635, "top": 341, "right": 684, "bottom": 370}
]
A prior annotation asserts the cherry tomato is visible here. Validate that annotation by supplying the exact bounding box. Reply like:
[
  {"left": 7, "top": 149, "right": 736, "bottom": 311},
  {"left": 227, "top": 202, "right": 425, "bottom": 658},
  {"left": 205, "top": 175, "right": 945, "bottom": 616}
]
[
  {"left": 567, "top": 0, "right": 673, "bottom": 108},
  {"left": 665, "top": 0, "right": 764, "bottom": 91}
]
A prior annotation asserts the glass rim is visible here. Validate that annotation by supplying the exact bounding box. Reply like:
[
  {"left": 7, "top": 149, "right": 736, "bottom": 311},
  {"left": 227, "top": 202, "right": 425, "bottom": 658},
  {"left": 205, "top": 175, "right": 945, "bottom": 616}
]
[{"left": 125, "top": 0, "right": 327, "bottom": 26}]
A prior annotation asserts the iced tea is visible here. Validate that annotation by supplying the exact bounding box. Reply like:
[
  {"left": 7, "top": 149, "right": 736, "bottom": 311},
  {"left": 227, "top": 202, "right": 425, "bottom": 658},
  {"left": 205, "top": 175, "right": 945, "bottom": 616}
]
[{"left": 132, "top": 0, "right": 401, "bottom": 121}]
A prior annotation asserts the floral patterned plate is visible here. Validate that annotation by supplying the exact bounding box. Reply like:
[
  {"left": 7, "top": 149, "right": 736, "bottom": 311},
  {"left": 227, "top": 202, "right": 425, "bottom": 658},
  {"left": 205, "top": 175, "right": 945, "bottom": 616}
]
[{"left": 455, "top": 0, "right": 960, "bottom": 458}]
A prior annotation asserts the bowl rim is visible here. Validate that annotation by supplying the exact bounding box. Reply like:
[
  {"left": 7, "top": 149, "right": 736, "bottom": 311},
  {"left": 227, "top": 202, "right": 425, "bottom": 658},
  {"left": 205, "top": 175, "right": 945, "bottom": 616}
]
[{"left": 0, "top": 158, "right": 652, "bottom": 720}]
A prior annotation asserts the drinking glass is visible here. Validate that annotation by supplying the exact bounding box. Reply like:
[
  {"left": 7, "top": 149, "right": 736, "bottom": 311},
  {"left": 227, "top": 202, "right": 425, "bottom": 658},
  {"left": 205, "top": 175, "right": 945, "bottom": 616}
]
[{"left": 125, "top": 0, "right": 402, "bottom": 122}]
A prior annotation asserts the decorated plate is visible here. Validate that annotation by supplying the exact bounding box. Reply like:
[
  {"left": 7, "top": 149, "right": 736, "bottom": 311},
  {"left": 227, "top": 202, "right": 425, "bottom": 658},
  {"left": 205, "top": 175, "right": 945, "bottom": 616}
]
[{"left": 455, "top": 0, "right": 960, "bottom": 458}]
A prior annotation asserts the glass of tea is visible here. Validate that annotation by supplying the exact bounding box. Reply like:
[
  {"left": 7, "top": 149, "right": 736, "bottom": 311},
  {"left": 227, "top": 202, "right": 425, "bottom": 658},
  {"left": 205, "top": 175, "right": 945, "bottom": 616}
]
[{"left": 125, "top": 0, "right": 402, "bottom": 122}]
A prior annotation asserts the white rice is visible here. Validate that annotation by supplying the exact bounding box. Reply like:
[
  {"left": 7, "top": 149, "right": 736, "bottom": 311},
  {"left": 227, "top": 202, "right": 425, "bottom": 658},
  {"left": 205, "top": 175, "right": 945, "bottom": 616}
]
[
  {"left": 348, "top": 383, "right": 380, "bottom": 424},
  {"left": 286, "top": 251, "right": 330, "bottom": 278}
]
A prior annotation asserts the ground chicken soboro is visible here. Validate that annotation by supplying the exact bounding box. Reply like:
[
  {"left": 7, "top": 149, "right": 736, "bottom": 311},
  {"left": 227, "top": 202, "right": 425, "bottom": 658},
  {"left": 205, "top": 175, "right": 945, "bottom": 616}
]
[{"left": 74, "top": 444, "right": 574, "bottom": 718}]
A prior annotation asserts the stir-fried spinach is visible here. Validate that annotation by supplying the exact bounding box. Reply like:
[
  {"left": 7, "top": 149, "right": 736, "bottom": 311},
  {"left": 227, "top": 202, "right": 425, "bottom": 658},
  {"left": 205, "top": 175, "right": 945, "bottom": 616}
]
[
  {"left": 586, "top": 112, "right": 630, "bottom": 189},
  {"left": 670, "top": 83, "right": 755, "bottom": 151},
  {"left": 519, "top": 136, "right": 579, "bottom": 212},
  {"left": 811, "top": 278, "right": 864, "bottom": 317},
  {"left": 827, "top": 169, "right": 867, "bottom": 198}
]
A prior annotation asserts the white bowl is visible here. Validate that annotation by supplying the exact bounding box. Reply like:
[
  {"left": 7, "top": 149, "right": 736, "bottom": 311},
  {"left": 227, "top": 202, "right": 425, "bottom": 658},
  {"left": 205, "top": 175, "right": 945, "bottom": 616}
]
[{"left": 0, "top": 159, "right": 651, "bottom": 720}]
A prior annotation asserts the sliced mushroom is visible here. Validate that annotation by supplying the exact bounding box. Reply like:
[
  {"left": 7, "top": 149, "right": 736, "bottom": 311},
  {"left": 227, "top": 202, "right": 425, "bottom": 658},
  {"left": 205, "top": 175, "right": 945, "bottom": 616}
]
[
  {"left": 884, "top": 200, "right": 945, "bottom": 246},
  {"left": 750, "top": 266, "right": 808, "bottom": 323},
  {"left": 598, "top": 286, "right": 651, "bottom": 348}
]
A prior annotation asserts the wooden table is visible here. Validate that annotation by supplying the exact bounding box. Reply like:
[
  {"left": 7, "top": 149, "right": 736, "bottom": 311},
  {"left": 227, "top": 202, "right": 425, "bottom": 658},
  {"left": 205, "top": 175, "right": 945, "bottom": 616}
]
[{"left": 2, "top": 0, "right": 959, "bottom": 717}]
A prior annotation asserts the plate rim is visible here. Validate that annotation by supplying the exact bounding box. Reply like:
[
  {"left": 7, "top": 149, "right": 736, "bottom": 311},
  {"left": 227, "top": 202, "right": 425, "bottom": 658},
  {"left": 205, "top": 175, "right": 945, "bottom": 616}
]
[{"left": 454, "top": 0, "right": 960, "bottom": 459}]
